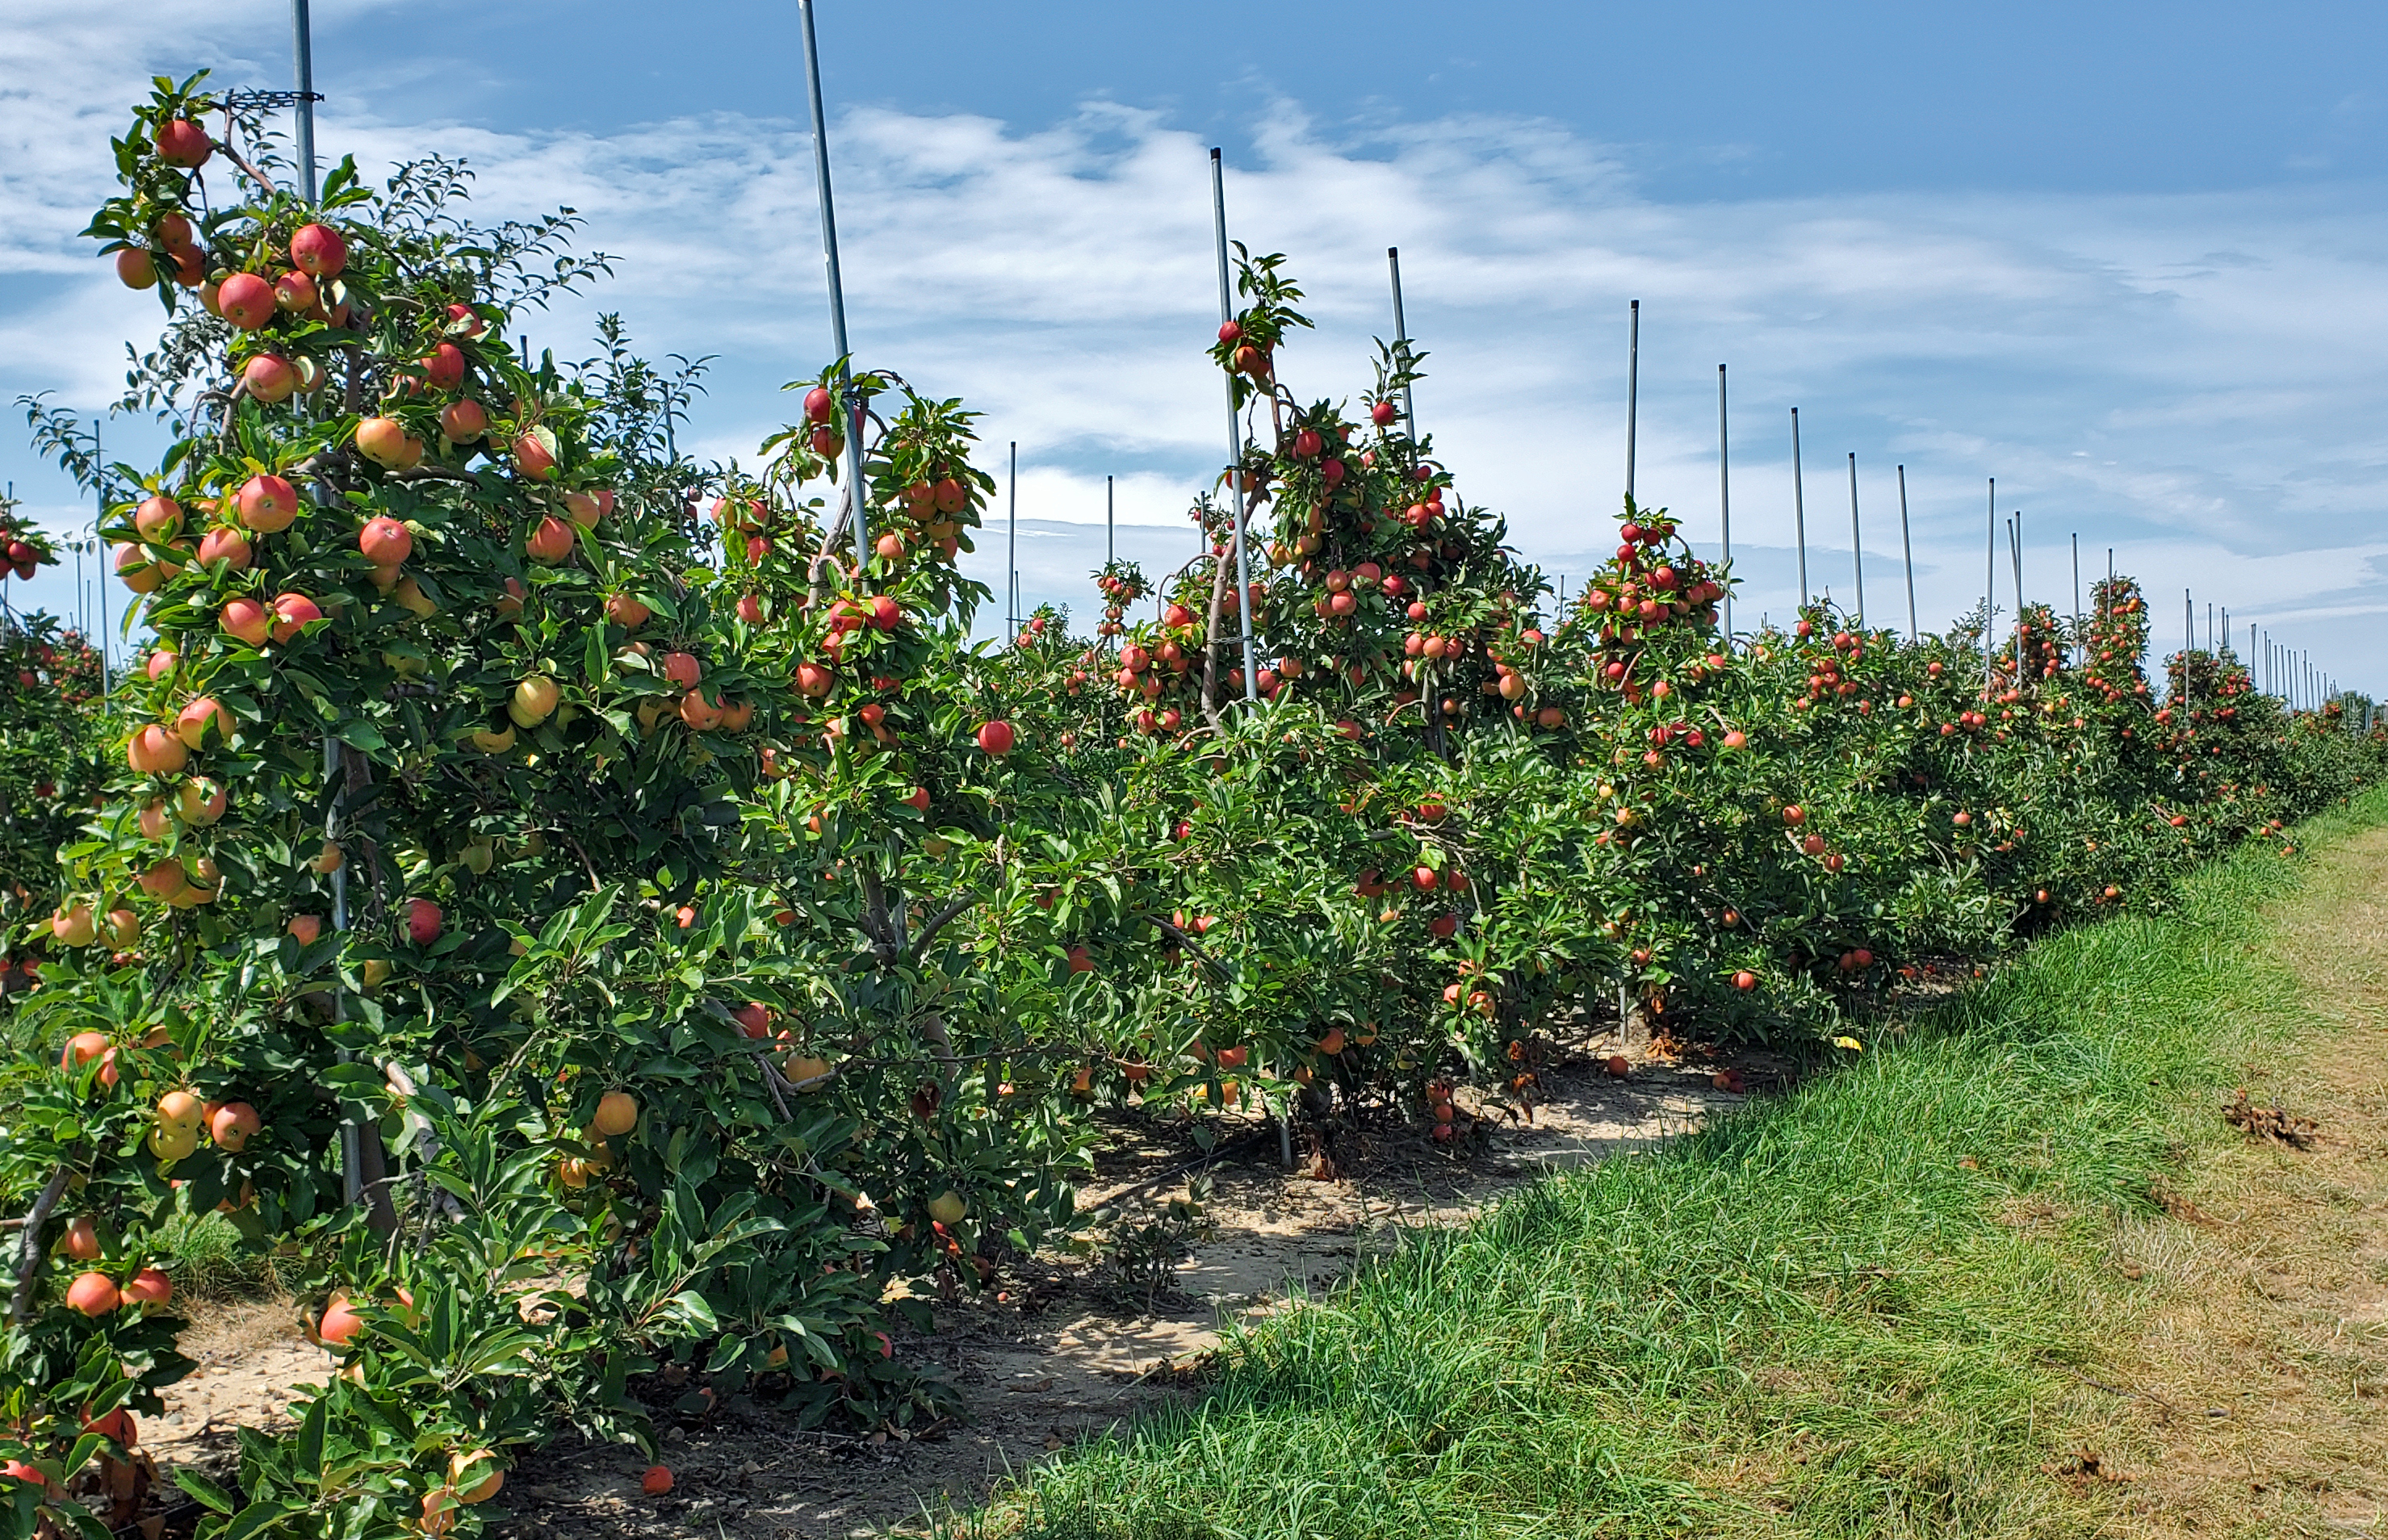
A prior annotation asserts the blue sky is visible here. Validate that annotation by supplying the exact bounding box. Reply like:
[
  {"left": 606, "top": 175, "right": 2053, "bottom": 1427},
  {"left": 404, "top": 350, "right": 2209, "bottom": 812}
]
[{"left": 2, "top": 1, "right": 2384, "bottom": 690}]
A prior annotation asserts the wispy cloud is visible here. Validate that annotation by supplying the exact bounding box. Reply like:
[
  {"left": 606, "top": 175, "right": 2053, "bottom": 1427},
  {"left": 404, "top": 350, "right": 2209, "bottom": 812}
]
[{"left": 3, "top": 2, "right": 2383, "bottom": 685}]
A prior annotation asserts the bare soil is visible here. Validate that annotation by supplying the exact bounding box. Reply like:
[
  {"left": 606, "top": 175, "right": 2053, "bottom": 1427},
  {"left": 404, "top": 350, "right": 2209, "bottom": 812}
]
[{"left": 144, "top": 1035, "right": 1784, "bottom": 1539}]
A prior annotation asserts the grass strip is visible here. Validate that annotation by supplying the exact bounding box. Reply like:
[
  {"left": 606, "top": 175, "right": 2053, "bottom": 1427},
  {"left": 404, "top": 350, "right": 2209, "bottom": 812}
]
[{"left": 959, "top": 789, "right": 2388, "bottom": 1540}]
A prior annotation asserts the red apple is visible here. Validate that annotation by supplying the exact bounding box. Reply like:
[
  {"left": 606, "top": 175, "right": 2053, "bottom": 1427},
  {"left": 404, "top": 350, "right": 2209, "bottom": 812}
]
[
  {"left": 420, "top": 342, "right": 465, "bottom": 391},
  {"left": 513, "top": 429, "right": 559, "bottom": 481},
  {"left": 355, "top": 417, "right": 423, "bottom": 471},
  {"left": 196, "top": 525, "right": 253, "bottom": 571},
  {"left": 525, "top": 516, "right": 576, "bottom": 563},
  {"left": 216, "top": 272, "right": 274, "bottom": 330},
  {"left": 154, "top": 119, "right": 212, "bottom": 167},
  {"left": 115, "top": 248, "right": 159, "bottom": 290},
  {"left": 976, "top": 720, "right": 1016, "bottom": 756},
  {"left": 358, "top": 516, "right": 413, "bottom": 567},
  {"left": 218, "top": 596, "right": 270, "bottom": 647},
  {"left": 289, "top": 222, "right": 346, "bottom": 277},
  {"left": 407, "top": 898, "right": 443, "bottom": 946},
  {"left": 243, "top": 354, "right": 297, "bottom": 404},
  {"left": 270, "top": 592, "right": 322, "bottom": 643},
  {"left": 174, "top": 695, "right": 233, "bottom": 749},
  {"left": 439, "top": 399, "right": 488, "bottom": 442},
  {"left": 237, "top": 474, "right": 300, "bottom": 534}
]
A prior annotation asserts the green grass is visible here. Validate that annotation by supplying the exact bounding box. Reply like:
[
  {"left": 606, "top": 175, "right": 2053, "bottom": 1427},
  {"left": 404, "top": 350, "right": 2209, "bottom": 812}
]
[{"left": 960, "top": 789, "right": 2388, "bottom": 1540}]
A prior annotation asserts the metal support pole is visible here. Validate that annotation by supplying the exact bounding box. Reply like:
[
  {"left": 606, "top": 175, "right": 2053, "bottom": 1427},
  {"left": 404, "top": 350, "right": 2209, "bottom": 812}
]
[
  {"left": 2071, "top": 533, "right": 2080, "bottom": 664},
  {"left": 1007, "top": 441, "right": 1018, "bottom": 637},
  {"left": 1624, "top": 300, "right": 1640, "bottom": 504},
  {"left": 1717, "top": 364, "right": 1731, "bottom": 642},
  {"left": 1984, "top": 479, "right": 1996, "bottom": 693},
  {"left": 292, "top": 0, "right": 318, "bottom": 200},
  {"left": 798, "top": 0, "right": 870, "bottom": 574},
  {"left": 1105, "top": 475, "right": 1113, "bottom": 567},
  {"left": 93, "top": 422, "right": 109, "bottom": 696},
  {"left": 1211, "top": 149, "right": 1257, "bottom": 701},
  {"left": 2009, "top": 517, "right": 2024, "bottom": 676},
  {"left": 1388, "top": 248, "right": 1418, "bottom": 436},
  {"left": 1845, "top": 452, "right": 1864, "bottom": 628},
  {"left": 1791, "top": 408, "right": 1808, "bottom": 606},
  {"left": 1896, "top": 465, "right": 1917, "bottom": 642}
]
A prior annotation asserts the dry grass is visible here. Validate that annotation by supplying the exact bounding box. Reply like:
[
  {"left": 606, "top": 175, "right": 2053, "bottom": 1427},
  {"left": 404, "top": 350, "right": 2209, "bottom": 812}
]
[{"left": 2067, "top": 825, "right": 2388, "bottom": 1538}]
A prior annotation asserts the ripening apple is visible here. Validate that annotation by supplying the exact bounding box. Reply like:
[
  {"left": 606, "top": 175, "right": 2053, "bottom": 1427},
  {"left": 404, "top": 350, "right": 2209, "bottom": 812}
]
[
  {"left": 605, "top": 592, "right": 651, "bottom": 628},
  {"left": 438, "top": 398, "right": 488, "bottom": 443},
  {"left": 237, "top": 474, "right": 300, "bottom": 533},
  {"left": 420, "top": 342, "right": 465, "bottom": 391},
  {"left": 51, "top": 904, "right": 98, "bottom": 948},
  {"left": 392, "top": 578, "right": 437, "bottom": 619},
  {"left": 66, "top": 1273, "right": 120, "bottom": 1316},
  {"left": 217, "top": 596, "right": 268, "bottom": 646},
  {"left": 270, "top": 592, "right": 321, "bottom": 643},
  {"left": 134, "top": 495, "right": 183, "bottom": 542},
  {"left": 591, "top": 1090, "right": 638, "bottom": 1137},
  {"left": 102, "top": 909, "right": 137, "bottom": 948},
  {"left": 513, "top": 429, "right": 559, "bottom": 481},
  {"left": 316, "top": 1295, "right": 364, "bottom": 1348},
  {"left": 661, "top": 651, "right": 702, "bottom": 688},
  {"left": 196, "top": 525, "right": 253, "bottom": 571},
  {"left": 210, "top": 1102, "right": 261, "bottom": 1152},
  {"left": 509, "top": 674, "right": 560, "bottom": 726},
  {"left": 406, "top": 898, "right": 443, "bottom": 946},
  {"left": 155, "top": 118, "right": 212, "bottom": 166},
  {"left": 358, "top": 516, "right": 413, "bottom": 567},
  {"left": 127, "top": 723, "right": 189, "bottom": 775},
  {"left": 289, "top": 222, "right": 346, "bottom": 277},
  {"left": 115, "top": 247, "right": 159, "bottom": 290},
  {"left": 175, "top": 777, "right": 227, "bottom": 826},
  {"left": 288, "top": 914, "right": 323, "bottom": 946},
  {"left": 562, "top": 491, "right": 603, "bottom": 529},
  {"left": 123, "top": 1266, "right": 172, "bottom": 1311},
  {"left": 216, "top": 272, "right": 274, "bottom": 329},
  {"left": 525, "top": 517, "right": 576, "bottom": 563},
  {"left": 355, "top": 417, "right": 423, "bottom": 471},
  {"left": 113, "top": 542, "right": 178, "bottom": 593},
  {"left": 273, "top": 270, "right": 318, "bottom": 313},
  {"left": 173, "top": 695, "right": 233, "bottom": 750},
  {"left": 243, "top": 354, "right": 297, "bottom": 405}
]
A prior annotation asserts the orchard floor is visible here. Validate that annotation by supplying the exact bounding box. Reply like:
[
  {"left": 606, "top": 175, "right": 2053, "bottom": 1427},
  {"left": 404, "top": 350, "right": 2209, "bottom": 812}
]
[{"left": 146, "top": 1023, "right": 1782, "bottom": 1538}]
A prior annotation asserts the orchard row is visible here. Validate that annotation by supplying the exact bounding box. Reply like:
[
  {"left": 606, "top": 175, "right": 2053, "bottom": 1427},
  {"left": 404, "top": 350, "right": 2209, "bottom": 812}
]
[{"left": 0, "top": 77, "right": 2375, "bottom": 1540}]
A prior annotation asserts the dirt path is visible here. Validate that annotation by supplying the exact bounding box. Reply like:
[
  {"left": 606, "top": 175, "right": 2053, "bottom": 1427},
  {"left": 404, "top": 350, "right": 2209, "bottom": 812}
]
[
  {"left": 2070, "top": 827, "right": 2388, "bottom": 1536},
  {"left": 146, "top": 1040, "right": 1773, "bottom": 1539}
]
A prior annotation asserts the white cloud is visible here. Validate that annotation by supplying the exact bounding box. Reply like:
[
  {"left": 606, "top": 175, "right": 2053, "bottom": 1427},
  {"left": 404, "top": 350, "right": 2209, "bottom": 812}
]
[{"left": 3, "top": 3, "right": 2385, "bottom": 692}]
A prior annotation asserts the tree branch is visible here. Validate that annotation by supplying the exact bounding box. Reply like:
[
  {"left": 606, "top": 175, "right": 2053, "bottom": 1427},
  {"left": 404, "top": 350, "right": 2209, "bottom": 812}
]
[
  {"left": 1146, "top": 912, "right": 1233, "bottom": 983},
  {"left": 8, "top": 1166, "right": 74, "bottom": 1328},
  {"left": 389, "top": 464, "right": 483, "bottom": 488},
  {"left": 905, "top": 895, "right": 976, "bottom": 961}
]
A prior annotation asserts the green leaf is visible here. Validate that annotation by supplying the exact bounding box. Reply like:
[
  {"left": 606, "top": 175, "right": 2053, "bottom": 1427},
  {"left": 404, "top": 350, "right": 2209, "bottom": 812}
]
[{"left": 175, "top": 1468, "right": 240, "bottom": 1515}]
